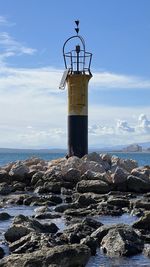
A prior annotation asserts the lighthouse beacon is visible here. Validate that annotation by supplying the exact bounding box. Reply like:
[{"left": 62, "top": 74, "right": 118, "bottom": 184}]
[{"left": 59, "top": 21, "right": 92, "bottom": 158}]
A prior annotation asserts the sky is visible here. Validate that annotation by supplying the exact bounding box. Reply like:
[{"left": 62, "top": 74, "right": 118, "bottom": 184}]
[{"left": 0, "top": 0, "right": 150, "bottom": 149}]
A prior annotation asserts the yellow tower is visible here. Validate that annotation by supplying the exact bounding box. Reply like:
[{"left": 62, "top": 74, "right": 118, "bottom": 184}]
[{"left": 59, "top": 21, "right": 92, "bottom": 158}]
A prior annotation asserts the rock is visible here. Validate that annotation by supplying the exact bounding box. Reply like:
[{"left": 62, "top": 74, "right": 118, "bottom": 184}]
[
  {"left": 47, "top": 194, "right": 62, "bottom": 204},
  {"left": 77, "top": 194, "right": 97, "bottom": 206},
  {"left": 100, "top": 153, "right": 112, "bottom": 164},
  {"left": 34, "top": 206, "right": 51, "bottom": 213},
  {"left": 91, "top": 224, "right": 128, "bottom": 242},
  {"left": 9, "top": 162, "right": 29, "bottom": 181},
  {"left": 61, "top": 157, "right": 82, "bottom": 173},
  {"left": 107, "top": 196, "right": 130, "bottom": 208},
  {"left": 111, "top": 157, "right": 138, "bottom": 172},
  {"left": 0, "top": 244, "right": 91, "bottom": 267},
  {"left": 80, "top": 161, "right": 106, "bottom": 175},
  {"left": 5, "top": 225, "right": 31, "bottom": 242},
  {"left": 131, "top": 199, "right": 150, "bottom": 210},
  {"left": 131, "top": 167, "right": 150, "bottom": 181},
  {"left": 82, "top": 152, "right": 110, "bottom": 171},
  {"left": 0, "top": 183, "right": 12, "bottom": 195},
  {"left": 31, "top": 171, "right": 44, "bottom": 185},
  {"left": 133, "top": 211, "right": 150, "bottom": 230},
  {"left": 127, "top": 175, "right": 150, "bottom": 193},
  {"left": 110, "top": 167, "right": 128, "bottom": 184},
  {"left": 81, "top": 170, "right": 109, "bottom": 183},
  {"left": 0, "top": 212, "right": 11, "bottom": 220},
  {"left": 54, "top": 203, "right": 73, "bottom": 213},
  {"left": 101, "top": 226, "right": 143, "bottom": 256},
  {"left": 5, "top": 215, "right": 59, "bottom": 243},
  {"left": 82, "top": 217, "right": 103, "bottom": 229},
  {"left": 143, "top": 245, "right": 150, "bottom": 257},
  {"left": 62, "top": 168, "right": 81, "bottom": 184},
  {"left": 34, "top": 182, "right": 61, "bottom": 194},
  {"left": 35, "top": 213, "right": 61, "bottom": 220},
  {"left": 80, "top": 236, "right": 97, "bottom": 255},
  {"left": 0, "top": 170, "right": 9, "bottom": 183},
  {"left": 76, "top": 180, "right": 110, "bottom": 194},
  {"left": 82, "top": 152, "right": 102, "bottom": 163},
  {"left": 0, "top": 247, "right": 5, "bottom": 259},
  {"left": 42, "top": 223, "right": 59, "bottom": 233},
  {"left": 11, "top": 182, "right": 26, "bottom": 192},
  {"left": 91, "top": 224, "right": 114, "bottom": 242},
  {"left": 64, "top": 207, "right": 92, "bottom": 217}
]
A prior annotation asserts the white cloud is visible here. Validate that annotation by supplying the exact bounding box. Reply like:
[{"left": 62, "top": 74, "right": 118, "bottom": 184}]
[
  {"left": 0, "top": 32, "right": 36, "bottom": 63},
  {"left": 136, "top": 114, "right": 150, "bottom": 133},
  {"left": 0, "top": 16, "right": 10, "bottom": 26},
  {"left": 88, "top": 113, "right": 150, "bottom": 147},
  {"left": 91, "top": 71, "right": 150, "bottom": 89},
  {"left": 116, "top": 120, "right": 134, "bottom": 132}
]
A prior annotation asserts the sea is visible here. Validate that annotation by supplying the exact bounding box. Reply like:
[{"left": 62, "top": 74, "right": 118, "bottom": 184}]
[{"left": 0, "top": 152, "right": 149, "bottom": 167}]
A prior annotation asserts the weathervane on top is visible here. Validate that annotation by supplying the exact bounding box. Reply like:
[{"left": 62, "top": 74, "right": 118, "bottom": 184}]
[
  {"left": 75, "top": 20, "right": 80, "bottom": 35},
  {"left": 59, "top": 20, "right": 92, "bottom": 158}
]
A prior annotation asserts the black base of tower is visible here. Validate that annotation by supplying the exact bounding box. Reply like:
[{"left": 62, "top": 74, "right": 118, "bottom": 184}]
[{"left": 68, "top": 115, "right": 88, "bottom": 158}]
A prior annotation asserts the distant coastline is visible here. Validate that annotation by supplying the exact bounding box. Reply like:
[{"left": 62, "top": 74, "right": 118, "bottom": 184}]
[{"left": 0, "top": 147, "right": 149, "bottom": 154}]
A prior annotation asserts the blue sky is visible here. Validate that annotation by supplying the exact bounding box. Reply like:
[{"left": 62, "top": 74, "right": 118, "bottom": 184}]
[{"left": 0, "top": 0, "right": 149, "bottom": 148}]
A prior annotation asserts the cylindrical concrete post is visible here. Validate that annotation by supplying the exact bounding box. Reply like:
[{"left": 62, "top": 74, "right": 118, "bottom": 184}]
[{"left": 67, "top": 74, "right": 92, "bottom": 157}]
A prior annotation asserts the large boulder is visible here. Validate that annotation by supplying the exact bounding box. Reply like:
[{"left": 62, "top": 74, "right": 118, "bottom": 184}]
[
  {"left": 9, "top": 162, "right": 29, "bottom": 181},
  {"left": 61, "top": 156, "right": 82, "bottom": 173},
  {"left": 76, "top": 180, "right": 110, "bottom": 194},
  {"left": 0, "top": 244, "right": 91, "bottom": 267},
  {"left": 101, "top": 226, "right": 143, "bottom": 256},
  {"left": 62, "top": 168, "right": 81, "bottom": 184},
  {"left": 80, "top": 161, "right": 106, "bottom": 175},
  {"left": 34, "top": 182, "right": 61, "bottom": 194},
  {"left": 82, "top": 153, "right": 110, "bottom": 171},
  {"left": 5, "top": 215, "right": 59, "bottom": 243},
  {"left": 133, "top": 211, "right": 150, "bottom": 230},
  {"left": 131, "top": 167, "right": 150, "bottom": 181},
  {"left": 110, "top": 167, "right": 128, "bottom": 184},
  {"left": 0, "top": 212, "right": 11, "bottom": 220},
  {"left": 107, "top": 196, "right": 130, "bottom": 208},
  {"left": 81, "top": 170, "right": 109, "bottom": 183},
  {"left": 5, "top": 225, "right": 31, "bottom": 242},
  {"left": 111, "top": 157, "right": 138, "bottom": 172},
  {"left": 127, "top": 175, "right": 150, "bottom": 193}
]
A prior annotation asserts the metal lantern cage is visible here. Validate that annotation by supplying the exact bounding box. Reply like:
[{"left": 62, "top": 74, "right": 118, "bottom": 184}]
[{"left": 63, "top": 35, "right": 92, "bottom": 75}]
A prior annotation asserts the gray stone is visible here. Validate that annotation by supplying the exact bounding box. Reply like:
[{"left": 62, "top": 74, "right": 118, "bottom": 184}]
[
  {"left": 62, "top": 168, "right": 81, "bottom": 184},
  {"left": 80, "top": 161, "right": 106, "bottom": 175},
  {"left": 127, "top": 175, "right": 150, "bottom": 193},
  {"left": 76, "top": 180, "right": 110, "bottom": 194},
  {"left": 110, "top": 167, "right": 128, "bottom": 184},
  {"left": 133, "top": 211, "right": 150, "bottom": 230},
  {"left": 101, "top": 226, "right": 143, "bottom": 256},
  {"left": 5, "top": 225, "right": 31, "bottom": 242},
  {"left": 0, "top": 183, "right": 12, "bottom": 195},
  {"left": 0, "top": 212, "right": 11, "bottom": 220},
  {"left": 9, "top": 163, "right": 29, "bottom": 180},
  {"left": 0, "top": 244, "right": 91, "bottom": 267}
]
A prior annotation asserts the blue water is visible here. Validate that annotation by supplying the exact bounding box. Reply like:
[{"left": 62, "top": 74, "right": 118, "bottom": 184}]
[{"left": 0, "top": 152, "right": 149, "bottom": 167}]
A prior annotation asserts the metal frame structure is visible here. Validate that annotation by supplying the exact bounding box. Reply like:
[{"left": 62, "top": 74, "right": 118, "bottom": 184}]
[{"left": 62, "top": 35, "right": 92, "bottom": 75}]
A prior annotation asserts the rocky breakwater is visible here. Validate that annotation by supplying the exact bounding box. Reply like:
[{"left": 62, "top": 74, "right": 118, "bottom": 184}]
[{"left": 0, "top": 153, "right": 149, "bottom": 266}]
